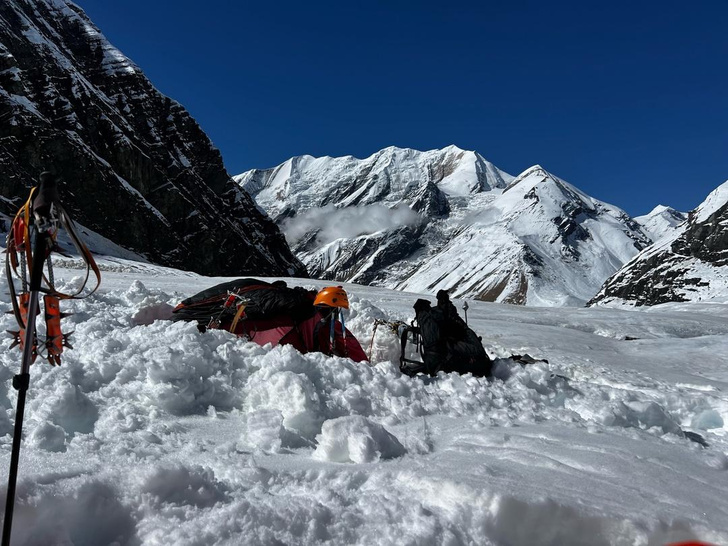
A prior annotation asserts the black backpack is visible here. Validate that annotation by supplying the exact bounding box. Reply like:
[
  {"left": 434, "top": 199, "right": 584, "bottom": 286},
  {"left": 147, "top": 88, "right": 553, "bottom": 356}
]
[{"left": 399, "top": 299, "right": 491, "bottom": 378}]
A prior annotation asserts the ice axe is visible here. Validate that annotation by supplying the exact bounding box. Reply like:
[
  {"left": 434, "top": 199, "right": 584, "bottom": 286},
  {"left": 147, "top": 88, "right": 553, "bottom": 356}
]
[{"left": 462, "top": 300, "right": 469, "bottom": 325}]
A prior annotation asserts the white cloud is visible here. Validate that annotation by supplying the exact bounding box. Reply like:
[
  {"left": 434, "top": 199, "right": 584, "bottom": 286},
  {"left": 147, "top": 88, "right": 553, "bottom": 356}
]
[{"left": 282, "top": 204, "right": 422, "bottom": 245}]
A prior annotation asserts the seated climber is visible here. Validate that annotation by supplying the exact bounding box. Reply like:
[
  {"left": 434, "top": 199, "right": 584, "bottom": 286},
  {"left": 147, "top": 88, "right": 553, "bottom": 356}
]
[{"left": 401, "top": 291, "right": 492, "bottom": 378}]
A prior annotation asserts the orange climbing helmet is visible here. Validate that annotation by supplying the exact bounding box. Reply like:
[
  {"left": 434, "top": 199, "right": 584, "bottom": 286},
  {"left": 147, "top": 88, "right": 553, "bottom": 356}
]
[{"left": 314, "top": 286, "right": 349, "bottom": 309}]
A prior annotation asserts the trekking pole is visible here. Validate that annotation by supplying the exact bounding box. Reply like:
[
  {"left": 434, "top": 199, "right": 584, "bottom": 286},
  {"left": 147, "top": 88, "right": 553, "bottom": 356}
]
[
  {"left": 2, "top": 173, "right": 59, "bottom": 546},
  {"left": 462, "top": 301, "right": 469, "bottom": 326},
  {"left": 368, "top": 320, "right": 385, "bottom": 362}
]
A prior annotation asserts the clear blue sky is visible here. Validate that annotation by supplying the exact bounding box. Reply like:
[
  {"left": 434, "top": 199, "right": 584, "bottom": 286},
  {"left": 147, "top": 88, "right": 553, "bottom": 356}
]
[{"left": 79, "top": 0, "right": 728, "bottom": 216}]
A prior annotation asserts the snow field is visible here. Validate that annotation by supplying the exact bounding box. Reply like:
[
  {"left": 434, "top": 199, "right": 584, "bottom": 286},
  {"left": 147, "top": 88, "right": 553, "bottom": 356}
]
[{"left": 0, "top": 265, "right": 726, "bottom": 545}]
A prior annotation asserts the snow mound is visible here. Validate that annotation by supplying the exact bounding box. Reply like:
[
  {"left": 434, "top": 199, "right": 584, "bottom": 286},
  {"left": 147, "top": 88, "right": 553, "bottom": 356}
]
[
  {"left": 313, "top": 415, "right": 406, "bottom": 463},
  {"left": 0, "top": 264, "right": 727, "bottom": 544},
  {"left": 691, "top": 409, "right": 724, "bottom": 431},
  {"left": 140, "top": 465, "right": 229, "bottom": 507},
  {"left": 243, "top": 409, "right": 312, "bottom": 452}
]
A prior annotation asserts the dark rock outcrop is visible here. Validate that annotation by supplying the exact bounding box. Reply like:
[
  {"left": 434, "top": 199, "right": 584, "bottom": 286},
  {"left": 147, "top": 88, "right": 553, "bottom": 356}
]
[
  {"left": 0, "top": 0, "right": 306, "bottom": 277},
  {"left": 590, "top": 181, "right": 728, "bottom": 306}
]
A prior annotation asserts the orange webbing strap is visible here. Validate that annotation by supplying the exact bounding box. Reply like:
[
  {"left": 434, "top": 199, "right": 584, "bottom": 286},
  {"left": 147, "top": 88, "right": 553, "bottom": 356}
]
[
  {"left": 5, "top": 189, "right": 36, "bottom": 328},
  {"left": 228, "top": 304, "right": 247, "bottom": 334},
  {"left": 5, "top": 257, "right": 24, "bottom": 329},
  {"left": 14, "top": 187, "right": 34, "bottom": 273},
  {"left": 6, "top": 189, "right": 34, "bottom": 274}
]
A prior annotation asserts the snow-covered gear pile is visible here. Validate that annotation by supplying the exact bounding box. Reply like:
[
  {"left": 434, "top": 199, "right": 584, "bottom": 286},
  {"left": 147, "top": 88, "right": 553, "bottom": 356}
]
[
  {"left": 399, "top": 290, "right": 492, "bottom": 377},
  {"left": 171, "top": 280, "right": 368, "bottom": 362}
]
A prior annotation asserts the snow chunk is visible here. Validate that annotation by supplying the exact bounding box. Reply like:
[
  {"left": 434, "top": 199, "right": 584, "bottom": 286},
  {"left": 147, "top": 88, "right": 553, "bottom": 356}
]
[
  {"left": 140, "top": 465, "right": 229, "bottom": 507},
  {"left": 313, "top": 415, "right": 406, "bottom": 463},
  {"left": 28, "top": 421, "right": 67, "bottom": 452},
  {"left": 244, "top": 364, "right": 323, "bottom": 439},
  {"left": 30, "top": 383, "right": 98, "bottom": 440},
  {"left": 615, "top": 401, "right": 682, "bottom": 436},
  {"left": 244, "top": 409, "right": 313, "bottom": 452},
  {"left": 691, "top": 409, "right": 724, "bottom": 431},
  {"left": 131, "top": 302, "right": 175, "bottom": 325}
]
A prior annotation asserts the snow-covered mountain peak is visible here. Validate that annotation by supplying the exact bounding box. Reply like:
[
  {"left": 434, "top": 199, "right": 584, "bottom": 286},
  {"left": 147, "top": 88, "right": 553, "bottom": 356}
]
[
  {"left": 649, "top": 204, "right": 674, "bottom": 215},
  {"left": 504, "top": 165, "right": 562, "bottom": 197},
  {"left": 235, "top": 146, "right": 514, "bottom": 223},
  {"left": 237, "top": 149, "right": 651, "bottom": 306},
  {"left": 515, "top": 164, "right": 549, "bottom": 179},
  {"left": 634, "top": 204, "right": 687, "bottom": 242},
  {"left": 695, "top": 179, "right": 728, "bottom": 224},
  {"left": 500, "top": 165, "right": 601, "bottom": 219}
]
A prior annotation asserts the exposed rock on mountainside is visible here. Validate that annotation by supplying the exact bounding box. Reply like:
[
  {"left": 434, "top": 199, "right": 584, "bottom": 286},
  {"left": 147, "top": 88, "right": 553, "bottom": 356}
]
[
  {"left": 590, "top": 181, "right": 728, "bottom": 306},
  {"left": 0, "top": 0, "right": 305, "bottom": 277},
  {"left": 237, "top": 147, "right": 652, "bottom": 306}
]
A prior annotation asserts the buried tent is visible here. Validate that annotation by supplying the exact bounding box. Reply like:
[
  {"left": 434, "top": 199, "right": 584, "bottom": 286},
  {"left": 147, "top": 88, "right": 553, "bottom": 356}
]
[{"left": 171, "top": 279, "right": 368, "bottom": 362}]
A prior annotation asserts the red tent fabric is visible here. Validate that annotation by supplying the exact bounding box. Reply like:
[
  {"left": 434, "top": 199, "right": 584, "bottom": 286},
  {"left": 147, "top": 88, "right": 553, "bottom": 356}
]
[
  {"left": 235, "top": 309, "right": 368, "bottom": 363},
  {"left": 172, "top": 279, "right": 369, "bottom": 363}
]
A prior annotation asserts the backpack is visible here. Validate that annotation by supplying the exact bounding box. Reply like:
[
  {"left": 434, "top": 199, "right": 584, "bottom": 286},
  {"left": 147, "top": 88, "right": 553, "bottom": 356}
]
[{"left": 399, "top": 299, "right": 491, "bottom": 377}]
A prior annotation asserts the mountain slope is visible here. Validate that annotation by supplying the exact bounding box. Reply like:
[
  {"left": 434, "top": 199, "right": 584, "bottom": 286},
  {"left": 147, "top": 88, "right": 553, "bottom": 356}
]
[
  {"left": 590, "top": 181, "right": 728, "bottom": 306},
  {"left": 0, "top": 0, "right": 305, "bottom": 277},
  {"left": 237, "top": 148, "right": 651, "bottom": 306}
]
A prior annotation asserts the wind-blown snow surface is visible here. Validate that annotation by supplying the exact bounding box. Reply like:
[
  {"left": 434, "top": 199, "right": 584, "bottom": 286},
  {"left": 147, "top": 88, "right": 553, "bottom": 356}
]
[{"left": 1, "top": 257, "right": 727, "bottom": 545}]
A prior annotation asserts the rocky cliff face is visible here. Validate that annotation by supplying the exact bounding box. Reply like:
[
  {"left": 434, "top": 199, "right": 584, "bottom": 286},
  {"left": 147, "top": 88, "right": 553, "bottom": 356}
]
[
  {"left": 590, "top": 181, "right": 728, "bottom": 306},
  {"left": 237, "top": 147, "right": 652, "bottom": 306},
  {"left": 0, "top": 0, "right": 305, "bottom": 277}
]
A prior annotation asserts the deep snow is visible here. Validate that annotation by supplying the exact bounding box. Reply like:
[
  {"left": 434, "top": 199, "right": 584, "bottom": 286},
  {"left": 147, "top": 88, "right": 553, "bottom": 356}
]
[{"left": 0, "top": 256, "right": 727, "bottom": 545}]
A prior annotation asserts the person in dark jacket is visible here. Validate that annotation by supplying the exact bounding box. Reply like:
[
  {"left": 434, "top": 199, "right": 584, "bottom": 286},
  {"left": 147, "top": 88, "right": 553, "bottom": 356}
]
[
  {"left": 409, "top": 293, "right": 492, "bottom": 377},
  {"left": 436, "top": 289, "right": 467, "bottom": 341}
]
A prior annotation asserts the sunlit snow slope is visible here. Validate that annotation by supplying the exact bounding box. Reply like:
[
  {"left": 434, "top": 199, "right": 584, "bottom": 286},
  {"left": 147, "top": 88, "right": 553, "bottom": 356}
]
[
  {"left": 236, "top": 147, "right": 651, "bottom": 306},
  {"left": 634, "top": 205, "right": 687, "bottom": 242},
  {"left": 1, "top": 253, "right": 727, "bottom": 545}
]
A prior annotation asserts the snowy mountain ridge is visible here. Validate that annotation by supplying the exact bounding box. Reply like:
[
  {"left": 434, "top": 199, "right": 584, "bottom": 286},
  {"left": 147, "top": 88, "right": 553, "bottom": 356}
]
[
  {"left": 236, "top": 148, "right": 652, "bottom": 306},
  {"left": 237, "top": 145, "right": 513, "bottom": 220}
]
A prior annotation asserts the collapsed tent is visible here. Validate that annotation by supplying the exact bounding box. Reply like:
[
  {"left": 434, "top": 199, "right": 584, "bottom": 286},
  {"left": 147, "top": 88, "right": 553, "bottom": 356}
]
[
  {"left": 399, "top": 292, "right": 492, "bottom": 378},
  {"left": 171, "top": 279, "right": 368, "bottom": 363}
]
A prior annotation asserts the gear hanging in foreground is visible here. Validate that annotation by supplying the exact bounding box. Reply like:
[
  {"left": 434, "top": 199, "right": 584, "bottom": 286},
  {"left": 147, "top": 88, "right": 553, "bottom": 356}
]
[
  {"left": 5, "top": 175, "right": 100, "bottom": 366},
  {"left": 3, "top": 172, "right": 101, "bottom": 546}
]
